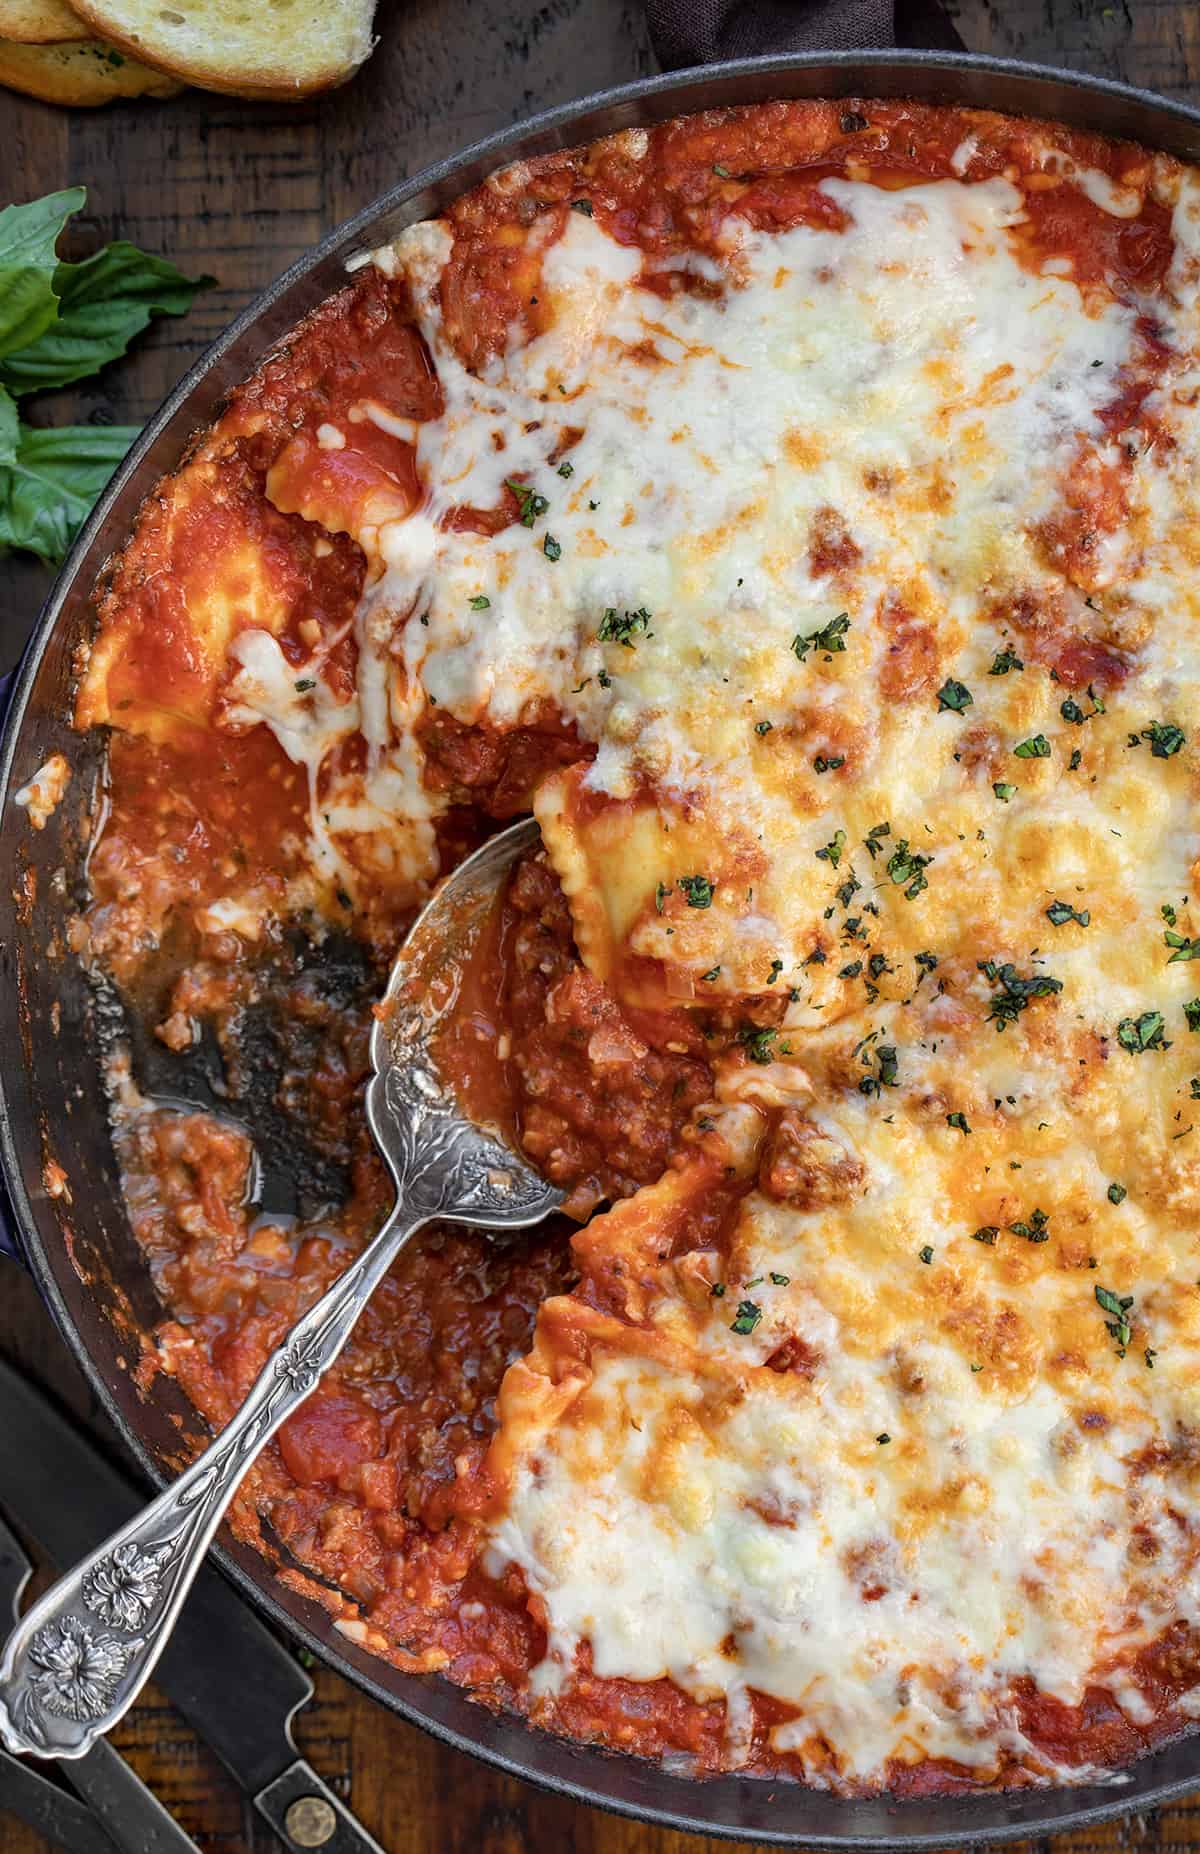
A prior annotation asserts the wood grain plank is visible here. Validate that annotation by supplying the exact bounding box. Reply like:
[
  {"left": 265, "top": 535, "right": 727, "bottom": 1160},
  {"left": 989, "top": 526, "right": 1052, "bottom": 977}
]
[{"left": 3, "top": 2, "right": 1200, "bottom": 1850}]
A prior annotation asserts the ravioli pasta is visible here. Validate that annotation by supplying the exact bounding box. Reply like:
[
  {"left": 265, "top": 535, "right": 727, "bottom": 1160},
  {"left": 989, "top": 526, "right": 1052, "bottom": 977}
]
[{"left": 74, "top": 99, "right": 1200, "bottom": 1792}]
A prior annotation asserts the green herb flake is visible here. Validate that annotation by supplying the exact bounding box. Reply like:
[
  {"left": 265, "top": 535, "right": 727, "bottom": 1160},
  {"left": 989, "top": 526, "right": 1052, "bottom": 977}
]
[
  {"left": 557, "top": 460, "right": 574, "bottom": 478},
  {"left": 1014, "top": 734, "right": 1051, "bottom": 760},
  {"left": 993, "top": 782, "right": 1017, "bottom": 802},
  {"left": 712, "top": 162, "right": 731, "bottom": 178},
  {"left": 1069, "top": 748, "right": 1082, "bottom": 771},
  {"left": 792, "top": 612, "right": 850, "bottom": 663},
  {"left": 983, "top": 962, "right": 1063, "bottom": 1032},
  {"left": 989, "top": 648, "right": 1024, "bottom": 675},
  {"left": 737, "top": 1023, "right": 778, "bottom": 1065},
  {"left": 919, "top": 1244, "right": 934, "bottom": 1264},
  {"left": 730, "top": 1299, "right": 762, "bottom": 1335},
  {"left": 755, "top": 719, "right": 774, "bottom": 737},
  {"left": 1060, "top": 697, "right": 1086, "bottom": 725},
  {"left": 1117, "top": 1011, "right": 1169, "bottom": 1053},
  {"left": 710, "top": 1281, "right": 726, "bottom": 1297},
  {"left": 876, "top": 1432, "right": 891, "bottom": 1445},
  {"left": 859, "top": 1043, "right": 899, "bottom": 1098},
  {"left": 813, "top": 753, "right": 845, "bottom": 772},
  {"left": 543, "top": 533, "right": 562, "bottom": 562},
  {"left": 701, "top": 966, "right": 722, "bottom": 982},
  {"left": 1046, "top": 900, "right": 1090, "bottom": 927},
  {"left": 971, "top": 1226, "right": 999, "bottom": 1245},
  {"left": 1107, "top": 1182, "right": 1127, "bottom": 1205},
  {"left": 654, "top": 881, "right": 669, "bottom": 914},
  {"left": 677, "top": 874, "right": 715, "bottom": 909},
  {"left": 936, "top": 678, "right": 973, "bottom": 714},
  {"left": 1095, "top": 1283, "right": 1135, "bottom": 1355},
  {"left": 570, "top": 199, "right": 594, "bottom": 217},
  {"left": 1164, "top": 929, "right": 1200, "bottom": 963},
  {"left": 1185, "top": 998, "right": 1200, "bottom": 1032},
  {"left": 504, "top": 478, "right": 549, "bottom": 527},
  {"left": 1141, "top": 720, "right": 1186, "bottom": 759},
  {"left": 946, "top": 1111, "right": 971, "bottom": 1134},
  {"left": 816, "top": 828, "right": 847, "bottom": 870},
  {"left": 769, "top": 1272, "right": 790, "bottom": 1286},
  {"left": 1010, "top": 1208, "right": 1050, "bottom": 1243},
  {"left": 293, "top": 677, "right": 316, "bottom": 692},
  {"left": 469, "top": 594, "right": 491, "bottom": 610},
  {"left": 886, "top": 839, "right": 931, "bottom": 900},
  {"left": 598, "top": 605, "right": 652, "bottom": 648}
]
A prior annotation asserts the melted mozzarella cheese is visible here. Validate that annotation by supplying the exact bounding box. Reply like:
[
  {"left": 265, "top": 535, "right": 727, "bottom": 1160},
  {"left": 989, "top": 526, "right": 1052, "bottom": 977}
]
[{"left": 347, "top": 178, "right": 1162, "bottom": 986}]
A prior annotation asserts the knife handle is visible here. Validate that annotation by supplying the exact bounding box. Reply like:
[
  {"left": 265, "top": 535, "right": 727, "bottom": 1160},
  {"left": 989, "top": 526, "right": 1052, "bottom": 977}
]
[{"left": 256, "top": 1758, "right": 388, "bottom": 1854}]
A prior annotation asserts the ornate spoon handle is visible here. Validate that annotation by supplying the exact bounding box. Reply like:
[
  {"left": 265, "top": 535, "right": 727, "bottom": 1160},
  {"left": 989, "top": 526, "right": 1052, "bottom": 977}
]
[{"left": 0, "top": 1200, "right": 427, "bottom": 1760}]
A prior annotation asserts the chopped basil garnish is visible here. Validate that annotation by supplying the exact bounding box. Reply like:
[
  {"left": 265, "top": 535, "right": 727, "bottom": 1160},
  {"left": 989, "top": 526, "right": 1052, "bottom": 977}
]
[
  {"left": 1010, "top": 1208, "right": 1049, "bottom": 1243},
  {"left": 598, "top": 605, "right": 652, "bottom": 647},
  {"left": 946, "top": 1111, "right": 971, "bottom": 1134},
  {"left": 858, "top": 1043, "right": 899, "bottom": 1097},
  {"left": 737, "top": 1023, "right": 778, "bottom": 1064},
  {"left": 993, "top": 782, "right": 1017, "bottom": 802},
  {"left": 570, "top": 198, "right": 594, "bottom": 216},
  {"left": 1014, "top": 734, "right": 1051, "bottom": 759},
  {"left": 982, "top": 961, "right": 1063, "bottom": 1032},
  {"left": 1095, "top": 1283, "right": 1134, "bottom": 1355},
  {"left": 936, "top": 678, "right": 972, "bottom": 713},
  {"left": 755, "top": 719, "right": 774, "bottom": 737},
  {"left": 769, "top": 1272, "right": 790, "bottom": 1286},
  {"left": 730, "top": 1299, "right": 762, "bottom": 1335},
  {"left": 1141, "top": 720, "right": 1186, "bottom": 759},
  {"left": 863, "top": 821, "right": 891, "bottom": 859},
  {"left": 1107, "top": 1182, "right": 1127, "bottom": 1205},
  {"left": 293, "top": 678, "right": 315, "bottom": 692},
  {"left": 1046, "top": 900, "right": 1089, "bottom": 927},
  {"left": 971, "top": 1226, "right": 999, "bottom": 1245},
  {"left": 886, "top": 840, "right": 931, "bottom": 899},
  {"left": 1165, "top": 929, "right": 1200, "bottom": 963},
  {"left": 814, "top": 753, "right": 845, "bottom": 772},
  {"left": 504, "top": 478, "right": 549, "bottom": 527},
  {"left": 989, "top": 648, "right": 1023, "bottom": 675},
  {"left": 1117, "top": 1011, "right": 1169, "bottom": 1053},
  {"left": 469, "top": 594, "right": 491, "bottom": 610},
  {"left": 678, "top": 874, "right": 715, "bottom": 908},
  {"left": 816, "top": 829, "right": 847, "bottom": 869},
  {"left": 557, "top": 460, "right": 574, "bottom": 477},
  {"left": 919, "top": 1244, "right": 934, "bottom": 1264},
  {"left": 1185, "top": 998, "right": 1200, "bottom": 1031},
  {"left": 792, "top": 612, "right": 850, "bottom": 662}
]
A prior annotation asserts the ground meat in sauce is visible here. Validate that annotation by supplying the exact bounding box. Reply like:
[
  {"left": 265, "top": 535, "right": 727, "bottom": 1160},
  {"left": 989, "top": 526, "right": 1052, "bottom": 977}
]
[{"left": 74, "top": 93, "right": 1200, "bottom": 1790}]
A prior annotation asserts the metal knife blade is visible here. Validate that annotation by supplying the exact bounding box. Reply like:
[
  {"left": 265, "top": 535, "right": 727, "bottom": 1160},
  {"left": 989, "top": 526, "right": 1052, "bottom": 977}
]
[
  {"left": 0, "top": 1358, "right": 386, "bottom": 1854},
  {"left": 0, "top": 1507, "right": 201, "bottom": 1854},
  {"left": 0, "top": 1746, "right": 118, "bottom": 1854}
]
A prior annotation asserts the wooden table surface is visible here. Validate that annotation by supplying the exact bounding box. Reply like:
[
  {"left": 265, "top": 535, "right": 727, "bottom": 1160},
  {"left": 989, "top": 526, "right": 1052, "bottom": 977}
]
[{"left": 5, "top": 1, "right": 1200, "bottom": 1849}]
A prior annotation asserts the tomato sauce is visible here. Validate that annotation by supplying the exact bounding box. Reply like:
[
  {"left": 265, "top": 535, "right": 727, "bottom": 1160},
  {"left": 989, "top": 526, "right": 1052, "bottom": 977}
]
[{"left": 79, "top": 96, "right": 1199, "bottom": 1791}]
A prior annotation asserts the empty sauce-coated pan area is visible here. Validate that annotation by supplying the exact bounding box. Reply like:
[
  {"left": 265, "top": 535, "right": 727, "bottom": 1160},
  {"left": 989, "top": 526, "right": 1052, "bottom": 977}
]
[{"left": 7, "top": 50, "right": 1200, "bottom": 1846}]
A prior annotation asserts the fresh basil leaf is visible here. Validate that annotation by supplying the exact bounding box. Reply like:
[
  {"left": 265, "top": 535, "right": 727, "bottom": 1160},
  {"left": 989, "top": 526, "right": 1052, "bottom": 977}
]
[
  {"left": 0, "top": 188, "right": 85, "bottom": 361},
  {"left": 0, "top": 243, "right": 212, "bottom": 395},
  {"left": 0, "top": 421, "right": 137, "bottom": 564},
  {"left": 0, "top": 387, "right": 17, "bottom": 464}
]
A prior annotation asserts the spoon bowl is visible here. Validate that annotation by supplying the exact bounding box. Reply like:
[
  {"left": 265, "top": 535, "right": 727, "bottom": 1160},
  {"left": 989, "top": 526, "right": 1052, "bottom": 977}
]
[{"left": 0, "top": 818, "right": 561, "bottom": 1760}]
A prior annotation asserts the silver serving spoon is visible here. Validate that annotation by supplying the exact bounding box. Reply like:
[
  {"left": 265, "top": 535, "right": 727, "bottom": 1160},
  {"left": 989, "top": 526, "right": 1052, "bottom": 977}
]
[{"left": 0, "top": 817, "right": 562, "bottom": 1760}]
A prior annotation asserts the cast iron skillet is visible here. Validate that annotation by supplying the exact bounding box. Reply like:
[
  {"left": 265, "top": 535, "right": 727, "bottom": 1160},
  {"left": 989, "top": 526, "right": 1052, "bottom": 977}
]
[{"left": 3, "top": 50, "right": 1200, "bottom": 1849}]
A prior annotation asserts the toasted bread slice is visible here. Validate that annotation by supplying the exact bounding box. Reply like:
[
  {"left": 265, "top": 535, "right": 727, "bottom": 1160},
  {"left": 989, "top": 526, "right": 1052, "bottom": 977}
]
[
  {"left": 0, "top": 0, "right": 85, "bottom": 43},
  {"left": 0, "top": 34, "right": 182, "bottom": 100},
  {"left": 65, "top": 0, "right": 375, "bottom": 97}
]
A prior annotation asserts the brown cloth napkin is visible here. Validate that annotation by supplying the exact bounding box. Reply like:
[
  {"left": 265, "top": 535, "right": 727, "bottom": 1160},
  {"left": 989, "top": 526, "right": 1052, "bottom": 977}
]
[{"left": 647, "top": 0, "right": 964, "bottom": 69}]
